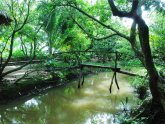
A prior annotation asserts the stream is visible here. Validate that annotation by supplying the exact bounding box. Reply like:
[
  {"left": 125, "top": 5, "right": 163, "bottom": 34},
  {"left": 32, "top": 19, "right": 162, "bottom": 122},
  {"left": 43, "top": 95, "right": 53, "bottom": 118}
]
[{"left": 0, "top": 72, "right": 138, "bottom": 124}]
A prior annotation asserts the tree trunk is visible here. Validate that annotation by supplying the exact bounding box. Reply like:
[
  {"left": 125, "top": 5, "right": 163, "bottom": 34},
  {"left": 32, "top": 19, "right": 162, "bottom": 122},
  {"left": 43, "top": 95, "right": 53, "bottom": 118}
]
[
  {"left": 136, "top": 16, "right": 160, "bottom": 102},
  {"left": 108, "top": 0, "right": 165, "bottom": 113},
  {"left": 48, "top": 34, "right": 53, "bottom": 55}
]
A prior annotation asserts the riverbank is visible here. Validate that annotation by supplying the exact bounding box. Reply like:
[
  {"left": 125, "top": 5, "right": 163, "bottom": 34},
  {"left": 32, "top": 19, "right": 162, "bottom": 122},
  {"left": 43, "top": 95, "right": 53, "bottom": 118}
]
[{"left": 0, "top": 66, "right": 98, "bottom": 104}]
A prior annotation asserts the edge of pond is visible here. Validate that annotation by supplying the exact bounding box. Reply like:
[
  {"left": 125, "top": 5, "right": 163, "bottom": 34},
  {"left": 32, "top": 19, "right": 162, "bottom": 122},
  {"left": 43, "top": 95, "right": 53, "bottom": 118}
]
[{"left": 0, "top": 68, "right": 100, "bottom": 105}]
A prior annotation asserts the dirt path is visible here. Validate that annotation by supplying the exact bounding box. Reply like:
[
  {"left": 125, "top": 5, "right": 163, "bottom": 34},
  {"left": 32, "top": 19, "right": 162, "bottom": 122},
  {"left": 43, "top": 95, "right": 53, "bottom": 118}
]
[{"left": 3, "top": 64, "right": 42, "bottom": 83}]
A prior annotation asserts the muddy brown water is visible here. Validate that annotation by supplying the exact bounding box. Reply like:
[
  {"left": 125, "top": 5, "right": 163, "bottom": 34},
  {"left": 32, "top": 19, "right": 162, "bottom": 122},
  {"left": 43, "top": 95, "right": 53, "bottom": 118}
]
[{"left": 0, "top": 72, "right": 138, "bottom": 124}]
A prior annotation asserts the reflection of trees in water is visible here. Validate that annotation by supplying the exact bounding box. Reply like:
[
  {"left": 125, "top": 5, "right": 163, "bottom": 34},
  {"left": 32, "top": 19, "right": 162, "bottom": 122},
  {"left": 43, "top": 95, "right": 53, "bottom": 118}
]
[
  {"left": 0, "top": 99, "right": 41, "bottom": 124},
  {"left": 0, "top": 89, "right": 80, "bottom": 123},
  {"left": 0, "top": 107, "right": 27, "bottom": 124},
  {"left": 0, "top": 93, "right": 68, "bottom": 124},
  {"left": 0, "top": 112, "right": 12, "bottom": 124}
]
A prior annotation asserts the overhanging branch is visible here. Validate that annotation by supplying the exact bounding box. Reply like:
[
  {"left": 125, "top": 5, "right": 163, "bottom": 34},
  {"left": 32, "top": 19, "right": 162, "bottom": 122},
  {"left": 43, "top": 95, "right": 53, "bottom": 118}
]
[
  {"left": 72, "top": 17, "right": 117, "bottom": 41},
  {"left": 56, "top": 4, "right": 130, "bottom": 41}
]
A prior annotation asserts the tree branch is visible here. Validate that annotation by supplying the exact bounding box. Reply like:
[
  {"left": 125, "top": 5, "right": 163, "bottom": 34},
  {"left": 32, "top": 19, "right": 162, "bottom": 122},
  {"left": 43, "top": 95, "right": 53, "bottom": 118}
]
[
  {"left": 72, "top": 17, "right": 117, "bottom": 41},
  {"left": 2, "top": 37, "right": 36, "bottom": 77},
  {"left": 15, "top": 1, "right": 30, "bottom": 32},
  {"left": 1, "top": 23, "right": 42, "bottom": 77},
  {"left": 108, "top": 0, "right": 139, "bottom": 18},
  {"left": 108, "top": 0, "right": 145, "bottom": 65},
  {"left": 130, "top": 20, "right": 144, "bottom": 65},
  {"left": 56, "top": 4, "right": 130, "bottom": 41},
  {"left": 0, "top": 0, "right": 31, "bottom": 75}
]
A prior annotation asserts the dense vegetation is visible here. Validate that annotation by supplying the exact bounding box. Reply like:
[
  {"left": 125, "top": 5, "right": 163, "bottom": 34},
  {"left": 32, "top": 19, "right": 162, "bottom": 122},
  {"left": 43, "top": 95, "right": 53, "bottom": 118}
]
[{"left": 0, "top": 0, "right": 165, "bottom": 123}]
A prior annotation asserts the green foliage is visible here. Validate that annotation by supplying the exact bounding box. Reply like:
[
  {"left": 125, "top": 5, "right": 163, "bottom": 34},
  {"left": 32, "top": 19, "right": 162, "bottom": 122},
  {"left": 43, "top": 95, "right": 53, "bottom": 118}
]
[
  {"left": 117, "top": 41, "right": 134, "bottom": 60},
  {"left": 12, "top": 50, "right": 25, "bottom": 58},
  {"left": 120, "top": 59, "right": 142, "bottom": 67},
  {"left": 1, "top": 1, "right": 165, "bottom": 123},
  {"left": 58, "top": 28, "right": 91, "bottom": 52},
  {"left": 131, "top": 77, "right": 148, "bottom": 89},
  {"left": 45, "top": 59, "right": 69, "bottom": 68},
  {"left": 118, "top": 112, "right": 147, "bottom": 124},
  {"left": 116, "top": 40, "right": 142, "bottom": 67},
  {"left": 92, "top": 39, "right": 117, "bottom": 52},
  {"left": 36, "top": 0, "right": 92, "bottom": 54},
  {"left": 35, "top": 50, "right": 47, "bottom": 59},
  {"left": 64, "top": 87, "right": 75, "bottom": 96},
  {"left": 130, "top": 76, "right": 148, "bottom": 100},
  {"left": 150, "top": 12, "right": 165, "bottom": 64}
]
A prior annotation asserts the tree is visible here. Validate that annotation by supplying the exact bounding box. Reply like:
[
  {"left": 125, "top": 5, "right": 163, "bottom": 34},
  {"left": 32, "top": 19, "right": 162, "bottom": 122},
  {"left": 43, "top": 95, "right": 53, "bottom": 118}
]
[
  {"left": 0, "top": 0, "right": 37, "bottom": 82},
  {"left": 108, "top": 0, "right": 165, "bottom": 114},
  {"left": 53, "top": 0, "right": 165, "bottom": 116},
  {"left": 37, "top": 1, "right": 91, "bottom": 53}
]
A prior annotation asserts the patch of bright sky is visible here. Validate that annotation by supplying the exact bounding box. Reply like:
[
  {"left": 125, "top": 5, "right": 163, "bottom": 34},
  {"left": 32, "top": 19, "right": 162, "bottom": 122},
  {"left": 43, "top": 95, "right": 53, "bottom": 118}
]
[
  {"left": 17, "top": 0, "right": 39, "bottom": 10},
  {"left": 161, "top": 0, "right": 165, "bottom": 3},
  {"left": 18, "top": 0, "right": 23, "bottom": 4},
  {"left": 142, "top": 7, "right": 153, "bottom": 26},
  {"left": 121, "top": 8, "right": 153, "bottom": 28},
  {"left": 85, "top": 0, "right": 154, "bottom": 28},
  {"left": 85, "top": 0, "right": 97, "bottom": 5},
  {"left": 160, "top": 0, "right": 165, "bottom": 8}
]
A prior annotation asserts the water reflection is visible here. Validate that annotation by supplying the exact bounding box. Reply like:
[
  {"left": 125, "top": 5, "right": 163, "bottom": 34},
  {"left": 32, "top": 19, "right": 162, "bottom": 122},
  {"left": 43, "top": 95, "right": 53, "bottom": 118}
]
[
  {"left": 0, "top": 72, "right": 138, "bottom": 124},
  {"left": 24, "top": 98, "right": 40, "bottom": 107},
  {"left": 85, "top": 113, "right": 118, "bottom": 124}
]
